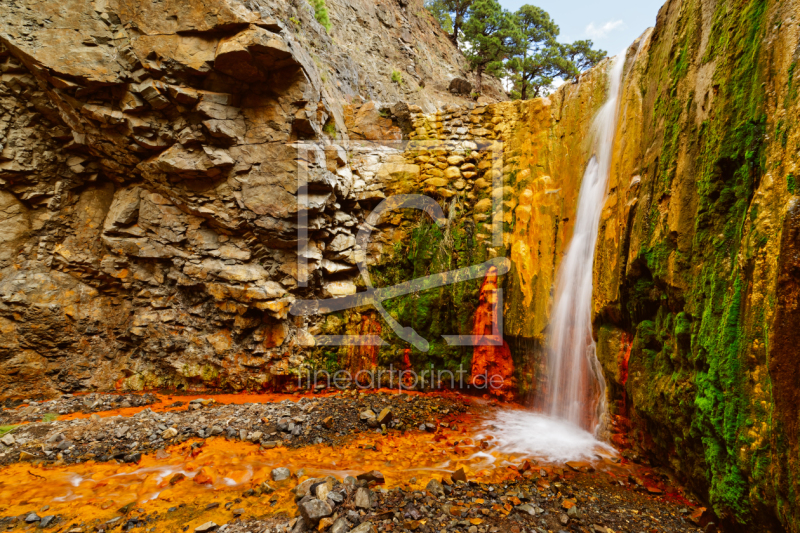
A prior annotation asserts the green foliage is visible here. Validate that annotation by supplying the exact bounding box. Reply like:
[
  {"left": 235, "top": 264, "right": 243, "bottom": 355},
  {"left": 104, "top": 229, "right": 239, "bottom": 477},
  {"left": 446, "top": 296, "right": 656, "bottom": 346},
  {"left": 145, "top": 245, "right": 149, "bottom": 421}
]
[
  {"left": 563, "top": 40, "right": 607, "bottom": 72},
  {"left": 508, "top": 44, "right": 572, "bottom": 99},
  {"left": 462, "top": 0, "right": 519, "bottom": 93},
  {"left": 788, "top": 173, "right": 797, "bottom": 195},
  {"left": 310, "top": 0, "right": 331, "bottom": 33},
  {"left": 424, "top": 0, "right": 473, "bottom": 44},
  {"left": 322, "top": 121, "right": 337, "bottom": 139},
  {"left": 427, "top": 1, "right": 605, "bottom": 98},
  {"left": 425, "top": 0, "right": 455, "bottom": 34},
  {"left": 391, "top": 70, "right": 404, "bottom": 85},
  {"left": 0, "top": 425, "right": 16, "bottom": 437},
  {"left": 505, "top": 6, "right": 605, "bottom": 99},
  {"left": 290, "top": 16, "right": 300, "bottom": 27},
  {"left": 505, "top": 5, "right": 560, "bottom": 99},
  {"left": 787, "top": 61, "right": 797, "bottom": 108},
  {"left": 42, "top": 412, "right": 58, "bottom": 423},
  {"left": 347, "top": 201, "right": 489, "bottom": 375},
  {"left": 776, "top": 119, "right": 788, "bottom": 147}
]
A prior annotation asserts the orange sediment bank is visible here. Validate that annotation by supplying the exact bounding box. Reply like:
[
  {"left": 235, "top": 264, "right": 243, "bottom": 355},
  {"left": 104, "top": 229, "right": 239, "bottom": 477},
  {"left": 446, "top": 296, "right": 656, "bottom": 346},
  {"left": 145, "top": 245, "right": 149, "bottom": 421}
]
[{"left": 0, "top": 411, "right": 624, "bottom": 531}]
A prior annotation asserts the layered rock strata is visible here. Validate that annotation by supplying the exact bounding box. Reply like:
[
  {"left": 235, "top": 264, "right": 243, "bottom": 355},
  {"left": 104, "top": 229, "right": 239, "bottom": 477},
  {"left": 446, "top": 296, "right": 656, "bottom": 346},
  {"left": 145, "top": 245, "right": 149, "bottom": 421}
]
[{"left": 0, "top": 0, "right": 498, "bottom": 400}]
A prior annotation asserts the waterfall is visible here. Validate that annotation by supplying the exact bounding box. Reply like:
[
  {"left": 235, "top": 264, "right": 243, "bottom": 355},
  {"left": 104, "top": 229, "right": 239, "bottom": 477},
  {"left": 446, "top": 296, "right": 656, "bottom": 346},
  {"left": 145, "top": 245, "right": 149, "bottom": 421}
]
[{"left": 536, "top": 55, "right": 626, "bottom": 434}]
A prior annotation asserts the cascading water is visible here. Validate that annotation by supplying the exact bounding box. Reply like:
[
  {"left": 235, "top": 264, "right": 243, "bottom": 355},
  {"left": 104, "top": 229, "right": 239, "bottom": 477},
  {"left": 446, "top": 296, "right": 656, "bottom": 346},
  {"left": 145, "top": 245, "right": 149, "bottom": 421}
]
[{"left": 535, "top": 55, "right": 626, "bottom": 434}]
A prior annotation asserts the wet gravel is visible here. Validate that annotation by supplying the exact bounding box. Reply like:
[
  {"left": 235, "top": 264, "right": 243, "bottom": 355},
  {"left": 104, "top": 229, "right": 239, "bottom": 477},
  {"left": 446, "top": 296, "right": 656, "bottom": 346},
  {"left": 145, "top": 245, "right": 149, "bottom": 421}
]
[
  {"left": 183, "top": 466, "right": 711, "bottom": 533},
  {"left": 0, "top": 391, "right": 466, "bottom": 466},
  {"left": 0, "top": 393, "right": 159, "bottom": 425}
]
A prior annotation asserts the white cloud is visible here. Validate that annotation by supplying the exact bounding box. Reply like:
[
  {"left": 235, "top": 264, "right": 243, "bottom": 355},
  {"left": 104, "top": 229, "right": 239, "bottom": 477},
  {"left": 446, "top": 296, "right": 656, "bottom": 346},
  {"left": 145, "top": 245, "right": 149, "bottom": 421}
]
[{"left": 585, "top": 20, "right": 626, "bottom": 39}]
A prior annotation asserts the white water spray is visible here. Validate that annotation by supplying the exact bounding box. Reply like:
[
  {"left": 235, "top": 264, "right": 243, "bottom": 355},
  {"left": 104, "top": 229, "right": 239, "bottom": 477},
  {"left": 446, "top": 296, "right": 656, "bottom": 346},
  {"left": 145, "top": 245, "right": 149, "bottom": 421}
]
[{"left": 537, "top": 54, "right": 626, "bottom": 434}]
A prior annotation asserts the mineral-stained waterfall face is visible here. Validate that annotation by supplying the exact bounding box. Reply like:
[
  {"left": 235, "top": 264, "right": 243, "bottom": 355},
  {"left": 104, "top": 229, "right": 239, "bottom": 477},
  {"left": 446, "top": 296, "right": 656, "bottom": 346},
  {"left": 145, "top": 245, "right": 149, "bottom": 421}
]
[
  {"left": 590, "top": 0, "right": 800, "bottom": 529},
  {"left": 352, "top": 0, "right": 800, "bottom": 529}
]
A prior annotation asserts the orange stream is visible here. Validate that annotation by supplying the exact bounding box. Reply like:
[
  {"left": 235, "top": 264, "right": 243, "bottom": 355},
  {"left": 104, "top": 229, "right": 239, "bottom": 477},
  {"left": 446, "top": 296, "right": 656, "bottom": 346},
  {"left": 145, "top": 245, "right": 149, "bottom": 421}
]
[
  {"left": 1, "top": 403, "right": 587, "bottom": 530},
  {"left": 2, "top": 424, "right": 521, "bottom": 529}
]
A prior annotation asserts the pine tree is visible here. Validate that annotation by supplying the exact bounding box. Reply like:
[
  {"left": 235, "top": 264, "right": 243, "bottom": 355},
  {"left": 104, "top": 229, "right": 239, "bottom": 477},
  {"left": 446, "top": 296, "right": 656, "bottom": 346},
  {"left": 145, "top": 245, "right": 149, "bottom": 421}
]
[
  {"left": 462, "top": 0, "right": 519, "bottom": 94},
  {"left": 506, "top": 5, "right": 607, "bottom": 99},
  {"left": 424, "top": 0, "right": 474, "bottom": 46}
]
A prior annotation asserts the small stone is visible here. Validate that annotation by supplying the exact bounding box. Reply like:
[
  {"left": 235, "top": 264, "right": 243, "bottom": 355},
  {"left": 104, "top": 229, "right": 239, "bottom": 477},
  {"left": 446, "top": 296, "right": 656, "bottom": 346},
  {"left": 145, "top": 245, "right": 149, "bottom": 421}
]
[
  {"left": 271, "top": 467, "right": 291, "bottom": 481},
  {"left": 426, "top": 479, "right": 445, "bottom": 498},
  {"left": 294, "top": 478, "right": 319, "bottom": 498},
  {"left": 322, "top": 416, "right": 334, "bottom": 429},
  {"left": 424, "top": 177, "right": 449, "bottom": 188},
  {"left": 330, "top": 517, "right": 351, "bottom": 533},
  {"left": 298, "top": 498, "right": 333, "bottom": 526},
  {"left": 25, "top": 513, "right": 40, "bottom": 523},
  {"left": 258, "top": 481, "right": 275, "bottom": 494},
  {"left": 516, "top": 503, "right": 537, "bottom": 516},
  {"left": 444, "top": 166, "right": 461, "bottom": 179},
  {"left": 452, "top": 467, "right": 467, "bottom": 483},
  {"left": 1, "top": 434, "right": 15, "bottom": 446},
  {"left": 40, "top": 515, "right": 56, "bottom": 527},
  {"left": 315, "top": 483, "right": 330, "bottom": 501},
  {"left": 559, "top": 513, "right": 569, "bottom": 525},
  {"left": 377, "top": 408, "right": 392, "bottom": 425},
  {"left": 354, "top": 487, "right": 373, "bottom": 509},
  {"left": 356, "top": 470, "right": 385, "bottom": 484},
  {"left": 565, "top": 460, "right": 593, "bottom": 472},
  {"left": 194, "top": 522, "right": 218, "bottom": 533},
  {"left": 161, "top": 427, "right": 177, "bottom": 439},
  {"left": 350, "top": 522, "right": 376, "bottom": 533}
]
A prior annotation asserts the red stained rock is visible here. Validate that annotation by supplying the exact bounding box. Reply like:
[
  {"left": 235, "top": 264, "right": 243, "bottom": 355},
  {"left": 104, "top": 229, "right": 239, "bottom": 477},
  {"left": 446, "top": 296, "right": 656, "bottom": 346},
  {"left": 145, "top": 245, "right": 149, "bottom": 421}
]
[{"left": 470, "top": 267, "right": 514, "bottom": 400}]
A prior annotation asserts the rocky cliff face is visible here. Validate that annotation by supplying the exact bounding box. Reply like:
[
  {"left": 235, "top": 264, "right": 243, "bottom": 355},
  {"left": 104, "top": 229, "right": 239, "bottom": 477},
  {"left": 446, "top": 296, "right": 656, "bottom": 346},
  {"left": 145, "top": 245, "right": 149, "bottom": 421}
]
[
  {"left": 592, "top": 0, "right": 800, "bottom": 529},
  {"left": 0, "top": 0, "right": 503, "bottom": 400}
]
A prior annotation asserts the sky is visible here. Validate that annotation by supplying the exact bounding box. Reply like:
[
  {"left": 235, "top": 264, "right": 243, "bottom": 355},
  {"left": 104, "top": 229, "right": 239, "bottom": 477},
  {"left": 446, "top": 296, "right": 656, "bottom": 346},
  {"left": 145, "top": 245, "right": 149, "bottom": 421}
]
[{"left": 499, "top": 0, "right": 666, "bottom": 58}]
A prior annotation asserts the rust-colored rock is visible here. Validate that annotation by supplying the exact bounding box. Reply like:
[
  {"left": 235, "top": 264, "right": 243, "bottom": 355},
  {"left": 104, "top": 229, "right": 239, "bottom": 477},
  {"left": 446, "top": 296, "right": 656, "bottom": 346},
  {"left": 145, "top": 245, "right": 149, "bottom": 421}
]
[{"left": 470, "top": 267, "right": 514, "bottom": 400}]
